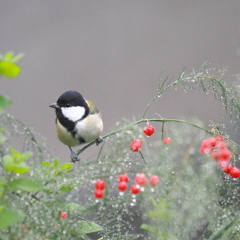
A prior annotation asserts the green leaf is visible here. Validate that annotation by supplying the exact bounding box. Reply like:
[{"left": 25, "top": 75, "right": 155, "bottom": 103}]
[
  {"left": 2, "top": 156, "right": 30, "bottom": 174},
  {"left": 10, "top": 147, "right": 32, "bottom": 163},
  {"left": 0, "top": 61, "right": 21, "bottom": 78},
  {"left": 140, "top": 224, "right": 159, "bottom": 234},
  {"left": 77, "top": 221, "right": 103, "bottom": 234},
  {"left": 0, "top": 209, "right": 24, "bottom": 230},
  {"left": 60, "top": 185, "right": 74, "bottom": 192},
  {"left": 41, "top": 161, "right": 52, "bottom": 167},
  {"left": 9, "top": 178, "right": 43, "bottom": 192},
  {"left": 53, "top": 158, "right": 60, "bottom": 167},
  {"left": 2, "top": 148, "right": 32, "bottom": 174},
  {"left": 0, "top": 95, "right": 12, "bottom": 110},
  {"left": 60, "top": 163, "right": 73, "bottom": 171},
  {"left": 64, "top": 203, "right": 87, "bottom": 213},
  {"left": 2, "top": 155, "right": 14, "bottom": 170}
]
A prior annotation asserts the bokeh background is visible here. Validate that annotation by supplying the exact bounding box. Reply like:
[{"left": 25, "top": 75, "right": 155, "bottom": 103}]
[{"left": 1, "top": 1, "right": 240, "bottom": 161}]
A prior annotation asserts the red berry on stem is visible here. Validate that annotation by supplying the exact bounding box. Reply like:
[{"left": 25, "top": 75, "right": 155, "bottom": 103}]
[
  {"left": 222, "top": 163, "right": 233, "bottom": 174},
  {"left": 150, "top": 175, "right": 160, "bottom": 186},
  {"left": 118, "top": 173, "right": 129, "bottom": 183},
  {"left": 218, "top": 160, "right": 231, "bottom": 172},
  {"left": 60, "top": 212, "right": 68, "bottom": 219},
  {"left": 215, "top": 135, "right": 224, "bottom": 142},
  {"left": 95, "top": 180, "right": 106, "bottom": 190},
  {"left": 163, "top": 137, "right": 172, "bottom": 144},
  {"left": 210, "top": 151, "right": 220, "bottom": 161},
  {"left": 215, "top": 141, "right": 227, "bottom": 150},
  {"left": 130, "top": 185, "right": 140, "bottom": 194},
  {"left": 200, "top": 138, "right": 214, "bottom": 154},
  {"left": 218, "top": 148, "right": 231, "bottom": 161},
  {"left": 130, "top": 139, "right": 142, "bottom": 152},
  {"left": 94, "top": 189, "right": 105, "bottom": 198},
  {"left": 118, "top": 181, "right": 128, "bottom": 191},
  {"left": 143, "top": 125, "right": 155, "bottom": 136},
  {"left": 229, "top": 167, "right": 240, "bottom": 178},
  {"left": 135, "top": 173, "right": 148, "bottom": 186},
  {"left": 208, "top": 137, "right": 217, "bottom": 147}
]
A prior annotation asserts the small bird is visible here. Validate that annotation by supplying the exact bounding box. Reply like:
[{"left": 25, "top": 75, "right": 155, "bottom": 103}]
[{"left": 49, "top": 91, "right": 103, "bottom": 162}]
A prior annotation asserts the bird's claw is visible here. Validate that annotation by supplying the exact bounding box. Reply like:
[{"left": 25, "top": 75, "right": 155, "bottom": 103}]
[
  {"left": 70, "top": 152, "right": 79, "bottom": 163},
  {"left": 69, "top": 147, "right": 79, "bottom": 163},
  {"left": 96, "top": 136, "right": 103, "bottom": 146}
]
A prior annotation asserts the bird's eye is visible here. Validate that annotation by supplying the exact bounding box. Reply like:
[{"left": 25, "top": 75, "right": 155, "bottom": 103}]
[{"left": 66, "top": 103, "right": 71, "bottom": 108}]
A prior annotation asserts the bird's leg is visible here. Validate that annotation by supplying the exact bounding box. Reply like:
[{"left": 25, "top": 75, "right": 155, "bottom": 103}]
[
  {"left": 68, "top": 146, "right": 79, "bottom": 163},
  {"left": 96, "top": 136, "right": 103, "bottom": 146}
]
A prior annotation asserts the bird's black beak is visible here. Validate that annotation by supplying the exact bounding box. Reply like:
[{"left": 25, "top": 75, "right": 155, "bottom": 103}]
[{"left": 49, "top": 103, "right": 60, "bottom": 109}]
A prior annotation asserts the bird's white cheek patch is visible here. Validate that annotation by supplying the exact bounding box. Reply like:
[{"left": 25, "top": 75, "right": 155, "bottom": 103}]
[{"left": 61, "top": 106, "right": 85, "bottom": 122}]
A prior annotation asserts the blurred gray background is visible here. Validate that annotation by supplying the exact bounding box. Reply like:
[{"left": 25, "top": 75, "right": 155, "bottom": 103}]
[{"left": 1, "top": 1, "right": 240, "bottom": 161}]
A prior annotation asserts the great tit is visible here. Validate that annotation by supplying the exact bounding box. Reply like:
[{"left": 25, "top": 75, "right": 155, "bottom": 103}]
[{"left": 49, "top": 90, "right": 103, "bottom": 162}]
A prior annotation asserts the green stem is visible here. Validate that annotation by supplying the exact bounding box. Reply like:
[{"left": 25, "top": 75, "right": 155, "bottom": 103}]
[
  {"left": 161, "top": 122, "right": 165, "bottom": 140},
  {"left": 77, "top": 118, "right": 212, "bottom": 156},
  {"left": 0, "top": 171, "right": 14, "bottom": 202},
  {"left": 142, "top": 68, "right": 186, "bottom": 119},
  {"left": 139, "top": 151, "right": 147, "bottom": 165},
  {"left": 142, "top": 81, "right": 178, "bottom": 119}
]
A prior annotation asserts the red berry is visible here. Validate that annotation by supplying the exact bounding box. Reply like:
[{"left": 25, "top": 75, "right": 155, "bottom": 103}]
[
  {"left": 223, "top": 163, "right": 233, "bottom": 174},
  {"left": 210, "top": 151, "right": 220, "bottom": 161},
  {"left": 215, "top": 141, "right": 228, "bottom": 150},
  {"left": 118, "top": 173, "right": 129, "bottom": 183},
  {"left": 215, "top": 135, "right": 224, "bottom": 142},
  {"left": 149, "top": 175, "right": 160, "bottom": 186},
  {"left": 218, "top": 160, "right": 231, "bottom": 172},
  {"left": 208, "top": 137, "right": 217, "bottom": 147},
  {"left": 95, "top": 180, "right": 106, "bottom": 190},
  {"left": 135, "top": 173, "right": 148, "bottom": 186},
  {"left": 130, "top": 185, "right": 140, "bottom": 194},
  {"left": 118, "top": 181, "right": 128, "bottom": 191},
  {"left": 130, "top": 139, "right": 142, "bottom": 152},
  {"left": 94, "top": 189, "right": 105, "bottom": 198},
  {"left": 163, "top": 137, "right": 172, "bottom": 144},
  {"left": 143, "top": 125, "right": 155, "bottom": 136},
  {"left": 229, "top": 167, "right": 240, "bottom": 178},
  {"left": 218, "top": 148, "right": 231, "bottom": 161},
  {"left": 200, "top": 138, "right": 214, "bottom": 154},
  {"left": 60, "top": 212, "right": 68, "bottom": 219}
]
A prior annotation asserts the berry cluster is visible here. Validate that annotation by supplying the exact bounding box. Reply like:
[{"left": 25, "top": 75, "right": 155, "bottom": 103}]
[
  {"left": 93, "top": 173, "right": 160, "bottom": 198},
  {"left": 200, "top": 136, "right": 240, "bottom": 178},
  {"left": 130, "top": 124, "right": 172, "bottom": 152},
  {"left": 92, "top": 124, "right": 168, "bottom": 198},
  {"left": 94, "top": 179, "right": 106, "bottom": 198},
  {"left": 121, "top": 173, "right": 160, "bottom": 195}
]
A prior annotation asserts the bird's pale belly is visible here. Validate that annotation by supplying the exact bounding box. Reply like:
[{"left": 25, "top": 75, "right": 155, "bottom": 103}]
[{"left": 56, "top": 114, "right": 103, "bottom": 147}]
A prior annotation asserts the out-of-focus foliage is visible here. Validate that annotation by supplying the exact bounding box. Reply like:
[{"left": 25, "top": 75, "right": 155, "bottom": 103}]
[{"left": 0, "top": 52, "right": 23, "bottom": 78}]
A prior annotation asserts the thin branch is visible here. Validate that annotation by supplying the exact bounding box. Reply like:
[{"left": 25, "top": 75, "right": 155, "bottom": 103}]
[{"left": 77, "top": 118, "right": 212, "bottom": 156}]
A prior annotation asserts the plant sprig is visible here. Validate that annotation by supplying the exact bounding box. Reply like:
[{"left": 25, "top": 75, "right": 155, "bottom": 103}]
[
  {"left": 77, "top": 63, "right": 240, "bottom": 162},
  {"left": 144, "top": 62, "right": 240, "bottom": 122},
  {"left": 77, "top": 118, "right": 213, "bottom": 156}
]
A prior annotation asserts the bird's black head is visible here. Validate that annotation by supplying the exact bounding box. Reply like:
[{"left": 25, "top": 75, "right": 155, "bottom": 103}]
[
  {"left": 49, "top": 91, "right": 90, "bottom": 123},
  {"left": 56, "top": 91, "right": 88, "bottom": 109}
]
